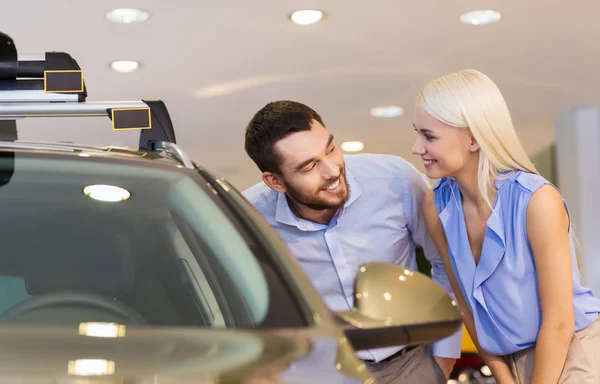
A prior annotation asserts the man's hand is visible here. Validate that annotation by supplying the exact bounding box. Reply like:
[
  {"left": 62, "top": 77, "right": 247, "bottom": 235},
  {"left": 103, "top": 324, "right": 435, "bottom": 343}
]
[{"left": 434, "top": 357, "right": 456, "bottom": 380}]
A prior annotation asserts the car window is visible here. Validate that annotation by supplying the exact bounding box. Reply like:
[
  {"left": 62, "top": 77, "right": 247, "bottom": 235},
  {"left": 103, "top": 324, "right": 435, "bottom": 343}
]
[
  {"left": 0, "top": 151, "right": 309, "bottom": 329},
  {"left": 194, "top": 169, "right": 313, "bottom": 329},
  {"left": 0, "top": 276, "right": 30, "bottom": 312}
]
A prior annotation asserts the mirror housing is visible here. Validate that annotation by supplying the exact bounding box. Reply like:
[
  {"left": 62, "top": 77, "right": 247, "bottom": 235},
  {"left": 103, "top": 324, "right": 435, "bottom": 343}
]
[{"left": 335, "top": 262, "right": 462, "bottom": 351}]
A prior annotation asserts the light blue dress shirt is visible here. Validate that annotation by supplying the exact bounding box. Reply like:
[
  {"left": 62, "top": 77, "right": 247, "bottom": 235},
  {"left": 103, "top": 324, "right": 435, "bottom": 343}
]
[
  {"left": 244, "top": 153, "right": 462, "bottom": 362},
  {"left": 434, "top": 170, "right": 600, "bottom": 356}
]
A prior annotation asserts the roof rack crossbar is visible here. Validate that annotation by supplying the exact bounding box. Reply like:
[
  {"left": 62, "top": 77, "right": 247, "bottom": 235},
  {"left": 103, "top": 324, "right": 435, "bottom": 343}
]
[
  {"left": 0, "top": 101, "right": 149, "bottom": 118},
  {"left": 0, "top": 90, "right": 80, "bottom": 103}
]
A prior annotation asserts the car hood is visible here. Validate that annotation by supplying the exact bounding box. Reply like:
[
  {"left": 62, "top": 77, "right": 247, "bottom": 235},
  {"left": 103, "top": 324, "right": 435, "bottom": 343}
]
[{"left": 0, "top": 324, "right": 373, "bottom": 384}]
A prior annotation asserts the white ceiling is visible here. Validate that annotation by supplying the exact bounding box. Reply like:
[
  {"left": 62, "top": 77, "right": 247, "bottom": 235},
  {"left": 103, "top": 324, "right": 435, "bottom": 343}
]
[{"left": 7, "top": 1, "right": 600, "bottom": 189}]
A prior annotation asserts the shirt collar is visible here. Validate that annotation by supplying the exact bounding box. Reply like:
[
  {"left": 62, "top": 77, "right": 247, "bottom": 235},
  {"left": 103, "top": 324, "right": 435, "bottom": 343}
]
[{"left": 275, "top": 168, "right": 362, "bottom": 230}]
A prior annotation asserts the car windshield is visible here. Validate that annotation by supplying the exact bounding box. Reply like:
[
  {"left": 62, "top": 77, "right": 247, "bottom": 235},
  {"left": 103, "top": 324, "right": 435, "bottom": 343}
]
[{"left": 0, "top": 150, "right": 308, "bottom": 329}]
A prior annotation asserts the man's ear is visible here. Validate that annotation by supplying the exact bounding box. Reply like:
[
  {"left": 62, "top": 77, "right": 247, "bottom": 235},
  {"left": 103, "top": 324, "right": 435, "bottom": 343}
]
[
  {"left": 469, "top": 133, "right": 480, "bottom": 152},
  {"left": 262, "top": 172, "right": 286, "bottom": 193}
]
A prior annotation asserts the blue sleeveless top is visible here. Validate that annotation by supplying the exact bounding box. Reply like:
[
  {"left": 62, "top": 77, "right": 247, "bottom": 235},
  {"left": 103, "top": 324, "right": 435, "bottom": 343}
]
[{"left": 434, "top": 170, "right": 600, "bottom": 355}]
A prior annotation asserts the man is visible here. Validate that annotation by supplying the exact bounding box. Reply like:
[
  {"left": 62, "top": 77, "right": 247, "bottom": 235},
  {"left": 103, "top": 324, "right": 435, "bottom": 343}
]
[{"left": 242, "top": 100, "right": 462, "bottom": 383}]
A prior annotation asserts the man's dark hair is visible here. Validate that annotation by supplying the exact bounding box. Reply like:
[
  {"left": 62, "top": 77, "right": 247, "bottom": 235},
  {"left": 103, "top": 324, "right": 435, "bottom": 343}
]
[{"left": 244, "top": 100, "right": 325, "bottom": 173}]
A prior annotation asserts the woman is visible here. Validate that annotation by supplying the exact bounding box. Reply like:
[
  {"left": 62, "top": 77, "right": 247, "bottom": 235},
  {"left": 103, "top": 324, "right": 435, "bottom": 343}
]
[{"left": 411, "top": 69, "right": 600, "bottom": 384}]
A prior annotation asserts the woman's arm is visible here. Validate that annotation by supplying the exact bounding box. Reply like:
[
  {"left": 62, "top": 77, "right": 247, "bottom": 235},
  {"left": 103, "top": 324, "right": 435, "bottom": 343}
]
[
  {"left": 421, "top": 190, "right": 516, "bottom": 384},
  {"left": 526, "top": 185, "right": 575, "bottom": 384}
]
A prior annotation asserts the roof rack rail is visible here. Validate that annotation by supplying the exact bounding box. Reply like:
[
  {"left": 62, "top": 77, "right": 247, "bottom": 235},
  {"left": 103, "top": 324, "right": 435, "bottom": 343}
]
[
  {"left": 0, "top": 31, "right": 178, "bottom": 154},
  {"left": 153, "top": 141, "right": 194, "bottom": 169}
]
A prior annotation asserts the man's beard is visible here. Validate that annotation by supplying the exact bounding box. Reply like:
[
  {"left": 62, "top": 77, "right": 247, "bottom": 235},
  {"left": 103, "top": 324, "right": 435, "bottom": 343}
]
[{"left": 285, "top": 166, "right": 350, "bottom": 212}]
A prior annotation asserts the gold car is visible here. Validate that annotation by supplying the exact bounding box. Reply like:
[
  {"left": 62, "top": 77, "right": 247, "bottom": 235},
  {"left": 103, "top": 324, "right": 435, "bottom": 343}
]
[{"left": 0, "top": 141, "right": 462, "bottom": 383}]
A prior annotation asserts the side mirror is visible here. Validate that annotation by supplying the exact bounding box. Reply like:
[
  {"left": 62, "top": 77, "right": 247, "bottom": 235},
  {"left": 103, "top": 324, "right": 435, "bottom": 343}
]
[{"left": 334, "top": 262, "right": 462, "bottom": 351}]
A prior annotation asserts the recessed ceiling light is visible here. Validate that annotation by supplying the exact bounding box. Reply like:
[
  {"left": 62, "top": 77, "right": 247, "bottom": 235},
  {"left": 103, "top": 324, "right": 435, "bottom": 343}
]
[
  {"left": 290, "top": 10, "right": 324, "bottom": 25},
  {"left": 83, "top": 184, "right": 131, "bottom": 202},
  {"left": 459, "top": 10, "right": 502, "bottom": 25},
  {"left": 341, "top": 141, "right": 365, "bottom": 152},
  {"left": 370, "top": 105, "right": 404, "bottom": 118},
  {"left": 105, "top": 8, "right": 150, "bottom": 24},
  {"left": 110, "top": 60, "right": 140, "bottom": 73}
]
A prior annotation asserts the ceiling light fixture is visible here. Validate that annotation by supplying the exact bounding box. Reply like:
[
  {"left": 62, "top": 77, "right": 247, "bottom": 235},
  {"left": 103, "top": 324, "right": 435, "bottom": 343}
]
[
  {"left": 341, "top": 141, "right": 365, "bottom": 152},
  {"left": 370, "top": 105, "right": 404, "bottom": 118},
  {"left": 110, "top": 60, "right": 140, "bottom": 73},
  {"left": 290, "top": 10, "right": 324, "bottom": 25},
  {"left": 459, "top": 10, "right": 502, "bottom": 25},
  {"left": 105, "top": 8, "right": 150, "bottom": 24},
  {"left": 83, "top": 184, "right": 131, "bottom": 202}
]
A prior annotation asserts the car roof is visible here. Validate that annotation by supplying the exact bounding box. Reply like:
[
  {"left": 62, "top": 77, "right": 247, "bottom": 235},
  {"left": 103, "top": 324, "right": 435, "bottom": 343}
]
[{"left": 0, "top": 140, "right": 186, "bottom": 168}]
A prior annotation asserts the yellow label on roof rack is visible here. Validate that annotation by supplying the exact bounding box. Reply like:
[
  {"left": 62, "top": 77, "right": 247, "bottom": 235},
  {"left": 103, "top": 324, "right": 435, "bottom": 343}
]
[
  {"left": 111, "top": 108, "right": 152, "bottom": 131},
  {"left": 43, "top": 70, "right": 84, "bottom": 93}
]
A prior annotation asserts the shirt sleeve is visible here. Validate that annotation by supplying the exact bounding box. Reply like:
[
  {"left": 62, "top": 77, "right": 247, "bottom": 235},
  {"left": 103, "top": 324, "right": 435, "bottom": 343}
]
[{"left": 403, "top": 161, "right": 463, "bottom": 359}]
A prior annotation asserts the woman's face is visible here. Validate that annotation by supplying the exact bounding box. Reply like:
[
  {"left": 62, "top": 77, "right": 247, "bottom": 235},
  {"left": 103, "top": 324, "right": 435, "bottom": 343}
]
[{"left": 411, "top": 107, "right": 478, "bottom": 179}]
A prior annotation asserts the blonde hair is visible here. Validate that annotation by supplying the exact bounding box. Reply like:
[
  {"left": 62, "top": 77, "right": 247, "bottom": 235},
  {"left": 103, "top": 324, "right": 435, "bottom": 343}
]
[
  {"left": 417, "top": 69, "right": 582, "bottom": 272},
  {"left": 415, "top": 69, "right": 538, "bottom": 208}
]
